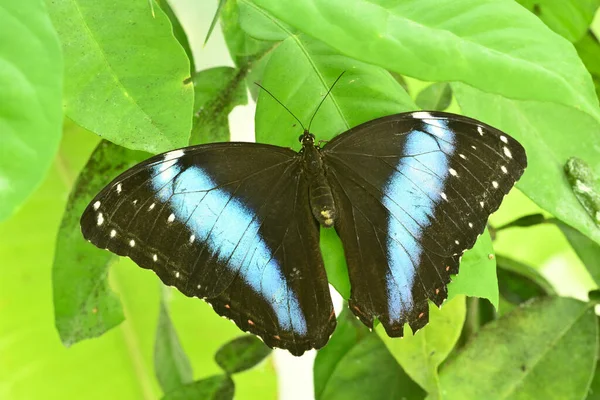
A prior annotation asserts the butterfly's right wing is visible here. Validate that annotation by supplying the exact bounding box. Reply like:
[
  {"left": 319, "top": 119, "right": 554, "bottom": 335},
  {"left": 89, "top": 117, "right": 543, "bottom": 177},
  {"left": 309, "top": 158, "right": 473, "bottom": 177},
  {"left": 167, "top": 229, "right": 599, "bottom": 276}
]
[
  {"left": 81, "top": 143, "right": 335, "bottom": 355},
  {"left": 322, "top": 112, "right": 526, "bottom": 336}
]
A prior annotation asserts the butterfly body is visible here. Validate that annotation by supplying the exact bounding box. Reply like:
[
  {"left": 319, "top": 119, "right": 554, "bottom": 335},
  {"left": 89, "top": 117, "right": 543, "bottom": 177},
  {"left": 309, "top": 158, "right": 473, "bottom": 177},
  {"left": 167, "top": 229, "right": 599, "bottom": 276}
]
[
  {"left": 81, "top": 111, "right": 526, "bottom": 355},
  {"left": 300, "top": 133, "right": 338, "bottom": 228}
]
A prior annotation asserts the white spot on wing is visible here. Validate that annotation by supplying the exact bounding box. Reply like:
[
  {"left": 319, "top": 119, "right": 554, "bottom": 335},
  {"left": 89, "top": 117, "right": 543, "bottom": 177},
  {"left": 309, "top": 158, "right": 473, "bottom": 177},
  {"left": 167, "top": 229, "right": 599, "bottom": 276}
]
[
  {"left": 500, "top": 135, "right": 508, "bottom": 144},
  {"left": 411, "top": 111, "right": 434, "bottom": 119},
  {"left": 477, "top": 126, "right": 484, "bottom": 136},
  {"left": 93, "top": 201, "right": 101, "bottom": 210},
  {"left": 455, "top": 240, "right": 460, "bottom": 245},
  {"left": 164, "top": 149, "right": 185, "bottom": 161},
  {"left": 449, "top": 168, "right": 458, "bottom": 176},
  {"left": 175, "top": 272, "right": 180, "bottom": 278},
  {"left": 110, "top": 229, "right": 117, "bottom": 238},
  {"left": 168, "top": 213, "right": 175, "bottom": 223},
  {"left": 503, "top": 146, "right": 512, "bottom": 159},
  {"left": 480, "top": 201, "right": 485, "bottom": 208},
  {"left": 129, "top": 239, "right": 135, "bottom": 247},
  {"left": 468, "top": 222, "right": 474, "bottom": 228},
  {"left": 132, "top": 199, "right": 138, "bottom": 205},
  {"left": 459, "top": 154, "right": 466, "bottom": 160},
  {"left": 501, "top": 165, "right": 508, "bottom": 174},
  {"left": 97, "top": 213, "right": 104, "bottom": 226},
  {"left": 492, "top": 181, "right": 499, "bottom": 189},
  {"left": 116, "top": 183, "right": 122, "bottom": 194},
  {"left": 153, "top": 254, "right": 158, "bottom": 262},
  {"left": 189, "top": 234, "right": 195, "bottom": 243},
  {"left": 440, "top": 192, "right": 448, "bottom": 201},
  {"left": 148, "top": 203, "right": 155, "bottom": 211},
  {"left": 471, "top": 145, "right": 477, "bottom": 150}
]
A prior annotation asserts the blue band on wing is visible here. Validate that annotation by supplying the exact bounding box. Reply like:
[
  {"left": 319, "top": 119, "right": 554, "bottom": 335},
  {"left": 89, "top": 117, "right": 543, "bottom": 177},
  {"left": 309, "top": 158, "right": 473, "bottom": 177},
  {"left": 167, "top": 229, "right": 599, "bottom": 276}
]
[
  {"left": 151, "top": 159, "right": 308, "bottom": 335},
  {"left": 382, "top": 120, "right": 455, "bottom": 322}
]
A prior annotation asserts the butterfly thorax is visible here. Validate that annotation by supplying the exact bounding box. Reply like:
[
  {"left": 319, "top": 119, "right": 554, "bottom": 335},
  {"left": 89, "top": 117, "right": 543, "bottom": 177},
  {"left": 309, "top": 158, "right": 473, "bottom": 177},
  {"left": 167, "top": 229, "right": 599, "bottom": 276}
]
[{"left": 301, "top": 132, "right": 337, "bottom": 228}]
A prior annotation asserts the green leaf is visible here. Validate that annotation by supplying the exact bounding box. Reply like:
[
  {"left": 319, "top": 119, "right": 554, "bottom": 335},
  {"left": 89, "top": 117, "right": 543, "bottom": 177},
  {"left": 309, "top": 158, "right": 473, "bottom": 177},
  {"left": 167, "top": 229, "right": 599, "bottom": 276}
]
[
  {"left": 415, "top": 82, "right": 452, "bottom": 111},
  {"left": 159, "top": 0, "right": 195, "bottom": 73},
  {"left": 448, "top": 230, "right": 498, "bottom": 308},
  {"left": 255, "top": 34, "right": 415, "bottom": 296},
  {"left": 214, "top": 335, "right": 271, "bottom": 375},
  {"left": 552, "top": 219, "right": 600, "bottom": 286},
  {"left": 452, "top": 82, "right": 600, "bottom": 247},
  {"left": 314, "top": 308, "right": 371, "bottom": 398},
  {"left": 316, "top": 310, "right": 425, "bottom": 400},
  {"left": 189, "top": 67, "right": 249, "bottom": 145},
  {"left": 162, "top": 374, "right": 235, "bottom": 400},
  {"left": 154, "top": 288, "right": 193, "bottom": 393},
  {"left": 47, "top": 0, "right": 193, "bottom": 154},
  {"left": 575, "top": 31, "right": 600, "bottom": 101},
  {"left": 244, "top": 0, "right": 600, "bottom": 123},
  {"left": 496, "top": 255, "right": 555, "bottom": 305},
  {"left": 204, "top": 0, "right": 227, "bottom": 46},
  {"left": 516, "top": 0, "right": 600, "bottom": 42},
  {"left": 377, "top": 296, "right": 466, "bottom": 398},
  {"left": 438, "top": 297, "right": 599, "bottom": 399},
  {"left": 0, "top": 0, "right": 63, "bottom": 221},
  {"left": 53, "top": 139, "right": 150, "bottom": 345}
]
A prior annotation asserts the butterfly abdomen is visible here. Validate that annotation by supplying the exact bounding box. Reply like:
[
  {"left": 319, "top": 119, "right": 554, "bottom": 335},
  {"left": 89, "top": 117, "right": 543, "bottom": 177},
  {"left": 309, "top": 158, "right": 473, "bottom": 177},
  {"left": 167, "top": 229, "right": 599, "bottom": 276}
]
[{"left": 302, "top": 143, "right": 337, "bottom": 227}]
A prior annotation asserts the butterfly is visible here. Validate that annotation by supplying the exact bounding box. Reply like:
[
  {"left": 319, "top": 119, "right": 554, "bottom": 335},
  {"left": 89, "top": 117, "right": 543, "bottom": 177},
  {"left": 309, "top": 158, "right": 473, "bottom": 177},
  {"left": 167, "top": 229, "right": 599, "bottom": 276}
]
[{"left": 81, "top": 109, "right": 526, "bottom": 356}]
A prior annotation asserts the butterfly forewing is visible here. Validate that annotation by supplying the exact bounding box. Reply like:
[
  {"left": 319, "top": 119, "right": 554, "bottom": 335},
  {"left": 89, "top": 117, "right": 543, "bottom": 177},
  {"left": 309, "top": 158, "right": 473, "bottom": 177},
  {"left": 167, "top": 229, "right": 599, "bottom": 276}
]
[
  {"left": 322, "top": 111, "right": 526, "bottom": 336},
  {"left": 81, "top": 144, "right": 335, "bottom": 356}
]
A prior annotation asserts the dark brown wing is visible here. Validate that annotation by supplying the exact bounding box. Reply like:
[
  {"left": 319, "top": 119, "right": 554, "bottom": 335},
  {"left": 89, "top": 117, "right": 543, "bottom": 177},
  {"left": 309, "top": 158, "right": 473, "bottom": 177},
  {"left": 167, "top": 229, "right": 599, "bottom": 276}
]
[
  {"left": 81, "top": 143, "right": 335, "bottom": 355},
  {"left": 322, "top": 111, "right": 526, "bottom": 336}
]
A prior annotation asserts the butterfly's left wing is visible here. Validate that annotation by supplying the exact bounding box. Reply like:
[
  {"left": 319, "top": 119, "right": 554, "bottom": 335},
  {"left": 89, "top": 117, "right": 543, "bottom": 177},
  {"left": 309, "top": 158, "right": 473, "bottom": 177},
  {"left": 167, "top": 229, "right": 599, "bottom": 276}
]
[
  {"left": 322, "top": 111, "right": 526, "bottom": 336},
  {"left": 81, "top": 143, "right": 335, "bottom": 355}
]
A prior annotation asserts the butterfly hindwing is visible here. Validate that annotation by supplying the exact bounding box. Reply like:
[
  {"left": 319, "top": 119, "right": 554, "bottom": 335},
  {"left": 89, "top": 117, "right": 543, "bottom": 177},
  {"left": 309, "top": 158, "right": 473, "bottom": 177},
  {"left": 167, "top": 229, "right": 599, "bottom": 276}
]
[
  {"left": 81, "top": 144, "right": 335, "bottom": 355},
  {"left": 322, "top": 111, "right": 526, "bottom": 335}
]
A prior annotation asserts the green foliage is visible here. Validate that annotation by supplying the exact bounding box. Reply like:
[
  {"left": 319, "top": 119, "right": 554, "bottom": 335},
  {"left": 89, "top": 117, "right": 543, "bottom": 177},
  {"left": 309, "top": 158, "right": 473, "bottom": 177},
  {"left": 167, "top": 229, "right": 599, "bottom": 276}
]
[
  {"left": 0, "top": 0, "right": 63, "bottom": 222},
  {"left": 47, "top": 0, "right": 193, "bottom": 153},
  {"left": 439, "top": 297, "right": 598, "bottom": 399},
  {"left": 315, "top": 309, "right": 426, "bottom": 400},
  {"left": 3, "top": 0, "right": 600, "bottom": 399},
  {"left": 52, "top": 140, "right": 149, "bottom": 345}
]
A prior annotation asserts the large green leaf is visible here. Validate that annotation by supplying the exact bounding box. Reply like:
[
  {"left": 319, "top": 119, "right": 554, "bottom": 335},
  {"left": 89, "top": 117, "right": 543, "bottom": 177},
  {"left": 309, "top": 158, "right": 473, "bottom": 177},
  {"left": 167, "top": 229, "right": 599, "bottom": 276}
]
[
  {"left": 315, "top": 310, "right": 425, "bottom": 400},
  {"left": 0, "top": 0, "right": 63, "bottom": 221},
  {"left": 47, "top": 0, "right": 193, "bottom": 153},
  {"left": 438, "top": 297, "right": 598, "bottom": 399},
  {"left": 52, "top": 139, "right": 149, "bottom": 345},
  {"left": 377, "top": 296, "right": 466, "bottom": 399},
  {"left": 516, "top": 0, "right": 600, "bottom": 42},
  {"left": 244, "top": 0, "right": 600, "bottom": 121}
]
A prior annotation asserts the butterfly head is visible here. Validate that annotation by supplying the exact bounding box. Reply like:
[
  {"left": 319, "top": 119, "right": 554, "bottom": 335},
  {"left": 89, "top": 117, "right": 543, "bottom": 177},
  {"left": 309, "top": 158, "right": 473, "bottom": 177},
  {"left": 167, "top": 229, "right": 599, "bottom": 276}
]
[{"left": 299, "top": 130, "right": 316, "bottom": 147}]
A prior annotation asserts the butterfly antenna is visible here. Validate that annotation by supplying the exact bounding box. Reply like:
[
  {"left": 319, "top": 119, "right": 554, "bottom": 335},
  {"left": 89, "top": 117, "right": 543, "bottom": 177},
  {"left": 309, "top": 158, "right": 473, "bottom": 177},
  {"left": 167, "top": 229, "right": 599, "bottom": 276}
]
[
  {"left": 254, "top": 82, "right": 306, "bottom": 131},
  {"left": 307, "top": 71, "right": 346, "bottom": 132}
]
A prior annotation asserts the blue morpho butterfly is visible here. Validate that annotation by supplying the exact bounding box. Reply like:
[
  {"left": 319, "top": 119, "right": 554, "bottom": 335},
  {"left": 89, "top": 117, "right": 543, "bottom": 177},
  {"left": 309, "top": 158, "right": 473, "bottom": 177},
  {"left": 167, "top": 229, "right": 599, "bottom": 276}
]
[{"left": 81, "top": 76, "right": 527, "bottom": 356}]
